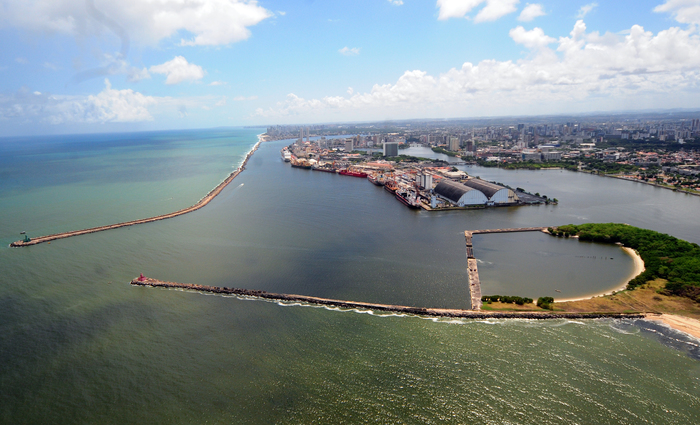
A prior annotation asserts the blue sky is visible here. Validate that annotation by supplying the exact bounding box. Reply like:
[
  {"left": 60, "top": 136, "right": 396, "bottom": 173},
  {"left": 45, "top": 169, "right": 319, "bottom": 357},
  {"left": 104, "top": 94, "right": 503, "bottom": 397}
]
[{"left": 1, "top": 0, "right": 699, "bottom": 135}]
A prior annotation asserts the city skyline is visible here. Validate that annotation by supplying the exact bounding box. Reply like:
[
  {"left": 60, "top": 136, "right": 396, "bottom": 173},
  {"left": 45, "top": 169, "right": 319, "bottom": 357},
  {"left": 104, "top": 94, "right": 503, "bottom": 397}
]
[{"left": 1, "top": 0, "right": 700, "bottom": 136}]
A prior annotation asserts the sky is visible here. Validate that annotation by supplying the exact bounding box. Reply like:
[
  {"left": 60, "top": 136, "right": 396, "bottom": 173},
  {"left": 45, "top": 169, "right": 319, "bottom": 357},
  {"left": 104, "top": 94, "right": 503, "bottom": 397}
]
[{"left": 1, "top": 0, "right": 700, "bottom": 135}]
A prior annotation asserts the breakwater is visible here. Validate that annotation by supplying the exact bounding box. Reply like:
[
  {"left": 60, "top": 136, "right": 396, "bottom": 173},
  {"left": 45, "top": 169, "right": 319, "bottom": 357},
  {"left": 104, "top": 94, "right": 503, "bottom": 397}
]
[
  {"left": 11, "top": 139, "right": 263, "bottom": 247},
  {"left": 465, "top": 227, "right": 549, "bottom": 310},
  {"left": 130, "top": 276, "right": 644, "bottom": 320}
]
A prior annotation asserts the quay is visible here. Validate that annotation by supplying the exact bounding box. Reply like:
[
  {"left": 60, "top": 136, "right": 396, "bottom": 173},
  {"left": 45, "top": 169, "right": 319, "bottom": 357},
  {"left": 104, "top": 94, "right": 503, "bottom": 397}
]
[
  {"left": 465, "top": 227, "right": 549, "bottom": 310},
  {"left": 130, "top": 276, "right": 644, "bottom": 320},
  {"left": 10, "top": 140, "right": 262, "bottom": 247}
]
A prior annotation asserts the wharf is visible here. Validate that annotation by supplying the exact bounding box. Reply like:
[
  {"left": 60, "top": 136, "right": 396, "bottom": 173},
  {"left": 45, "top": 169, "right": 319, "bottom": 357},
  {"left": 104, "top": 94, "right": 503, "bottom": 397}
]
[
  {"left": 130, "top": 276, "right": 644, "bottom": 320},
  {"left": 11, "top": 141, "right": 262, "bottom": 247}
]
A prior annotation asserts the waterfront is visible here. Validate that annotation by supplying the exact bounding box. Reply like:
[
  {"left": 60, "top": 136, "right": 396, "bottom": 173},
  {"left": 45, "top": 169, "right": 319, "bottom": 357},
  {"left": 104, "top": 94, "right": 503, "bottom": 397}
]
[{"left": 2, "top": 130, "right": 700, "bottom": 423}]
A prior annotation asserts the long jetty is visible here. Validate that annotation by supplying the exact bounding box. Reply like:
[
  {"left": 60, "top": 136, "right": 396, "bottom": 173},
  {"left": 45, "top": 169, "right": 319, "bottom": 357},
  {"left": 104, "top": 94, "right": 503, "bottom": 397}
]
[
  {"left": 465, "top": 227, "right": 549, "bottom": 310},
  {"left": 11, "top": 140, "right": 263, "bottom": 247},
  {"left": 130, "top": 276, "right": 643, "bottom": 320}
]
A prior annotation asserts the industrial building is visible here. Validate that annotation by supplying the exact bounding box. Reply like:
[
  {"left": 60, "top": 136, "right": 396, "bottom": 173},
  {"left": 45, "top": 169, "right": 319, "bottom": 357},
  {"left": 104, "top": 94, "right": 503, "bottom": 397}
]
[
  {"left": 433, "top": 180, "right": 489, "bottom": 206},
  {"left": 462, "top": 179, "right": 519, "bottom": 204},
  {"left": 433, "top": 179, "right": 519, "bottom": 206}
]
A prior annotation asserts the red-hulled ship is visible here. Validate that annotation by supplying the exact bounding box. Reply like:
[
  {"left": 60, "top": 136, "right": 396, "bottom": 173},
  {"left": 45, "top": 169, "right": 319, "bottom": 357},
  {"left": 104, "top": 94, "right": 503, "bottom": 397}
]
[{"left": 339, "top": 169, "right": 368, "bottom": 178}]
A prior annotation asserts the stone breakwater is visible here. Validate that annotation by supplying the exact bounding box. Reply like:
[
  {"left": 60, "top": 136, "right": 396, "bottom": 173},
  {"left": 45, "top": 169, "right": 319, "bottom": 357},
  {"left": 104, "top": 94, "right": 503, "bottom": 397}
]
[
  {"left": 11, "top": 140, "right": 263, "bottom": 247},
  {"left": 130, "top": 276, "right": 645, "bottom": 320}
]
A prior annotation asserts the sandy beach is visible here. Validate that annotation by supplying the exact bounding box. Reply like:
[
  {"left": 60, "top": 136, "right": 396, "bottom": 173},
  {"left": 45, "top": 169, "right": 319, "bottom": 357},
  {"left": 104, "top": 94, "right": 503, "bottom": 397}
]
[
  {"left": 644, "top": 314, "right": 700, "bottom": 340},
  {"left": 555, "top": 245, "right": 645, "bottom": 303}
]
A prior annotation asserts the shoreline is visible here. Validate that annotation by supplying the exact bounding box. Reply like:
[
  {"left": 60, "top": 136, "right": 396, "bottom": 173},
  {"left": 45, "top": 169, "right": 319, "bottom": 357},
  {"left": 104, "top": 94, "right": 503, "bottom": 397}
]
[
  {"left": 643, "top": 314, "right": 700, "bottom": 340},
  {"left": 10, "top": 135, "right": 263, "bottom": 247},
  {"left": 555, "top": 245, "right": 645, "bottom": 303}
]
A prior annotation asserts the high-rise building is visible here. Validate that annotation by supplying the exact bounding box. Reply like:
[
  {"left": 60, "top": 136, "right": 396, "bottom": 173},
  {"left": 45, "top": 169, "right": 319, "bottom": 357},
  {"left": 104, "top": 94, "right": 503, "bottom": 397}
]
[
  {"left": 383, "top": 142, "right": 399, "bottom": 157},
  {"left": 449, "top": 137, "right": 460, "bottom": 151},
  {"left": 345, "top": 140, "right": 354, "bottom": 152}
]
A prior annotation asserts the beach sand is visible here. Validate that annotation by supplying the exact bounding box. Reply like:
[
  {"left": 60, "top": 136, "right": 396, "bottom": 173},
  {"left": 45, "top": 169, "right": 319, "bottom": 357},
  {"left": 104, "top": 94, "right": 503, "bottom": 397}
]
[
  {"left": 644, "top": 314, "right": 700, "bottom": 340},
  {"left": 555, "top": 245, "right": 645, "bottom": 303}
]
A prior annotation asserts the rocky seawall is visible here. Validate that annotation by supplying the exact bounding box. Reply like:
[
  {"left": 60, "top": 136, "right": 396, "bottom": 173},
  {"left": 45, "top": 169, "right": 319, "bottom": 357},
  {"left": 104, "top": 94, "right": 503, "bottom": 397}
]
[{"left": 131, "top": 276, "right": 645, "bottom": 320}]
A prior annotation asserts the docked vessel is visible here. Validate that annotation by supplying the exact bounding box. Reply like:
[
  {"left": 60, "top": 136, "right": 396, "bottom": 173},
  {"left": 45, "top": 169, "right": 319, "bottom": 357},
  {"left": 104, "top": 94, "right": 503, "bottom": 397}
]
[
  {"left": 367, "top": 173, "right": 384, "bottom": 186},
  {"left": 384, "top": 180, "right": 398, "bottom": 194},
  {"left": 281, "top": 148, "right": 292, "bottom": 162},
  {"left": 312, "top": 163, "right": 336, "bottom": 173},
  {"left": 290, "top": 157, "right": 312, "bottom": 169},
  {"left": 395, "top": 188, "right": 422, "bottom": 209},
  {"left": 339, "top": 169, "right": 368, "bottom": 178}
]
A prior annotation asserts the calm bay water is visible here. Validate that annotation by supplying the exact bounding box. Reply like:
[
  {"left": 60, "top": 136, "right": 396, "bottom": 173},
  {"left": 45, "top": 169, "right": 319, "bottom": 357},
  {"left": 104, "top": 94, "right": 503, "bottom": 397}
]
[{"left": 1, "top": 130, "right": 699, "bottom": 423}]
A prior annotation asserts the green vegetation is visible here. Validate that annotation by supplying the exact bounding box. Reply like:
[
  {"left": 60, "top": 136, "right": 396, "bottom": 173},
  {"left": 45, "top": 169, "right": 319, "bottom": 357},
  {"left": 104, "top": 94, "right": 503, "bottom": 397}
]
[
  {"left": 482, "top": 295, "right": 533, "bottom": 305},
  {"left": 537, "top": 297, "right": 555, "bottom": 310},
  {"left": 477, "top": 159, "right": 579, "bottom": 171},
  {"left": 552, "top": 223, "right": 700, "bottom": 303},
  {"left": 431, "top": 147, "right": 459, "bottom": 157}
]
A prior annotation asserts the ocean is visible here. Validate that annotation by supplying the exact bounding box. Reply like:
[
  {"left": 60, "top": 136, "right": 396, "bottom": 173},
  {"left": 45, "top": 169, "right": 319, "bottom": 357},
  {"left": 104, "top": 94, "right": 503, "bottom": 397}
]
[{"left": 1, "top": 129, "right": 699, "bottom": 423}]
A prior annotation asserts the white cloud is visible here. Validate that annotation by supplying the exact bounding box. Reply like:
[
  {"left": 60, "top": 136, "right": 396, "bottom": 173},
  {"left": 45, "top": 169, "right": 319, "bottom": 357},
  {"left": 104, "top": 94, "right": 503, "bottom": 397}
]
[
  {"left": 436, "top": 0, "right": 519, "bottom": 22},
  {"left": 43, "top": 62, "right": 61, "bottom": 70},
  {"left": 0, "top": 0, "right": 272, "bottom": 46},
  {"left": 388, "top": 0, "right": 404, "bottom": 5},
  {"left": 655, "top": 0, "right": 700, "bottom": 25},
  {"left": 474, "top": 0, "right": 520, "bottom": 22},
  {"left": 0, "top": 79, "right": 156, "bottom": 124},
  {"left": 15, "top": 57, "right": 28, "bottom": 64},
  {"left": 127, "top": 67, "right": 150, "bottom": 82},
  {"left": 233, "top": 95, "right": 257, "bottom": 101},
  {"left": 339, "top": 46, "right": 360, "bottom": 56},
  {"left": 509, "top": 26, "right": 555, "bottom": 50},
  {"left": 149, "top": 56, "right": 206, "bottom": 85},
  {"left": 215, "top": 97, "right": 227, "bottom": 106},
  {"left": 518, "top": 3, "right": 545, "bottom": 21},
  {"left": 256, "top": 21, "right": 700, "bottom": 120},
  {"left": 209, "top": 80, "right": 227, "bottom": 86},
  {"left": 278, "top": 11, "right": 286, "bottom": 16},
  {"left": 577, "top": 2, "right": 597, "bottom": 19},
  {"left": 347, "top": 87, "right": 354, "bottom": 95}
]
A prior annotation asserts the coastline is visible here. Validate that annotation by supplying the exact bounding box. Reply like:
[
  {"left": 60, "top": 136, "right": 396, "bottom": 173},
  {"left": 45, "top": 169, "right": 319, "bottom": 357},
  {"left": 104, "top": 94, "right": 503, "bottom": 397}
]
[
  {"left": 644, "top": 314, "right": 700, "bottom": 340},
  {"left": 10, "top": 135, "right": 263, "bottom": 247},
  {"left": 555, "top": 245, "right": 645, "bottom": 303}
]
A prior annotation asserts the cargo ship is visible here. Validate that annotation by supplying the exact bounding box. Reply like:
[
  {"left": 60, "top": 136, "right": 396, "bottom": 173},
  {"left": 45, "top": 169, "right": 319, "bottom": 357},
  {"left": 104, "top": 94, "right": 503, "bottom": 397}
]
[
  {"left": 290, "top": 157, "right": 312, "bottom": 169},
  {"left": 384, "top": 180, "right": 398, "bottom": 194},
  {"left": 312, "top": 163, "right": 336, "bottom": 173},
  {"left": 367, "top": 173, "right": 384, "bottom": 186},
  {"left": 339, "top": 169, "right": 368, "bottom": 178},
  {"left": 395, "top": 188, "right": 421, "bottom": 209}
]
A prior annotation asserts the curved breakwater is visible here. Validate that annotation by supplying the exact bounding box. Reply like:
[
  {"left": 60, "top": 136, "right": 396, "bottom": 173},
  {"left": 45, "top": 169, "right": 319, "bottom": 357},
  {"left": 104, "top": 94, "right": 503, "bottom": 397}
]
[
  {"left": 10, "top": 139, "right": 263, "bottom": 247},
  {"left": 131, "top": 276, "right": 645, "bottom": 320}
]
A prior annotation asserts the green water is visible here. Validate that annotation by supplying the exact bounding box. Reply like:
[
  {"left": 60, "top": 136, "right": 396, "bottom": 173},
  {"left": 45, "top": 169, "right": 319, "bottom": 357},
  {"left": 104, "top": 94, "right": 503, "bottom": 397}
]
[{"left": 1, "top": 130, "right": 699, "bottom": 423}]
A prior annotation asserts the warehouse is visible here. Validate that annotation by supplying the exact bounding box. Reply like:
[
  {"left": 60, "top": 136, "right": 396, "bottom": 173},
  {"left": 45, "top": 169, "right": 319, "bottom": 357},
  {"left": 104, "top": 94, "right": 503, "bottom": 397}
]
[
  {"left": 462, "top": 179, "right": 519, "bottom": 204},
  {"left": 433, "top": 180, "right": 489, "bottom": 206}
]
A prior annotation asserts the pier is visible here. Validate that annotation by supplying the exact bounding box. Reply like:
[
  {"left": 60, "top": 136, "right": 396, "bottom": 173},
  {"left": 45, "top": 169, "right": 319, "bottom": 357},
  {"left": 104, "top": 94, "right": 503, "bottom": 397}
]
[
  {"left": 11, "top": 140, "right": 262, "bottom": 247},
  {"left": 464, "top": 227, "right": 549, "bottom": 310},
  {"left": 130, "top": 276, "right": 643, "bottom": 320}
]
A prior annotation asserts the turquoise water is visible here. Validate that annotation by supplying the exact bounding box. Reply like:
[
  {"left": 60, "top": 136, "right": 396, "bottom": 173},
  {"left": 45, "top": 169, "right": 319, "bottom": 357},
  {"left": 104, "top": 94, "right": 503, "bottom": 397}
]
[{"left": 1, "top": 130, "right": 699, "bottom": 423}]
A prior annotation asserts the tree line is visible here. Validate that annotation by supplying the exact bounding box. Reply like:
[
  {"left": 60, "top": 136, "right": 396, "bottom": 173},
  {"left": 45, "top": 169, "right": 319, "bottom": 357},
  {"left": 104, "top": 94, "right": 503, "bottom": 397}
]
[{"left": 550, "top": 223, "right": 700, "bottom": 303}]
